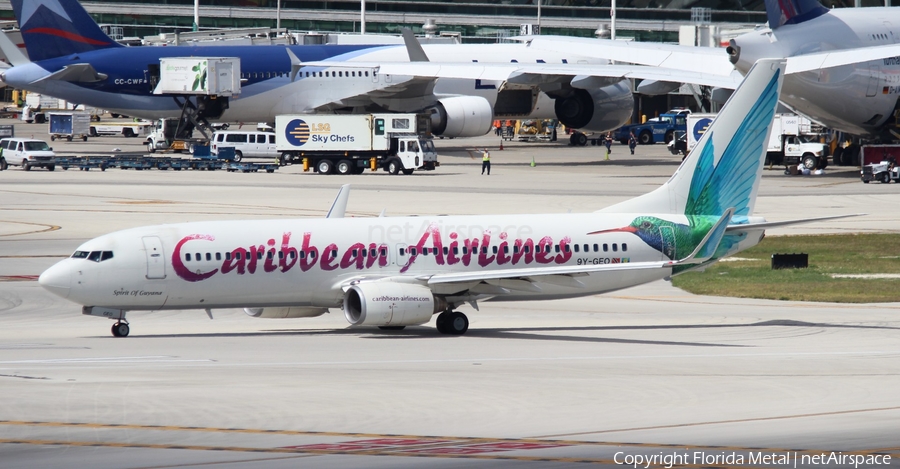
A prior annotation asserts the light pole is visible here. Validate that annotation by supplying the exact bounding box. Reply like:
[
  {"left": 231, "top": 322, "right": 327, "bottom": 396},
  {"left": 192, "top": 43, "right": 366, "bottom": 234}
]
[{"left": 193, "top": 0, "right": 199, "bottom": 32}]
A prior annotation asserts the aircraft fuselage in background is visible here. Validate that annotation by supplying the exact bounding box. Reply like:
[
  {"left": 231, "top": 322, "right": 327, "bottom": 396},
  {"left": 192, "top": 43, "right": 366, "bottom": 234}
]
[
  {"left": 730, "top": 7, "right": 900, "bottom": 136},
  {"left": 2, "top": 42, "right": 633, "bottom": 133}
]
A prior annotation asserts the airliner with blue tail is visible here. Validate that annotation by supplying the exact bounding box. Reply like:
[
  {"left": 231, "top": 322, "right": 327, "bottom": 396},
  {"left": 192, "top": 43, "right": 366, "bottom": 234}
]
[
  {"left": 0, "top": 0, "right": 735, "bottom": 137},
  {"left": 38, "top": 58, "right": 857, "bottom": 337}
]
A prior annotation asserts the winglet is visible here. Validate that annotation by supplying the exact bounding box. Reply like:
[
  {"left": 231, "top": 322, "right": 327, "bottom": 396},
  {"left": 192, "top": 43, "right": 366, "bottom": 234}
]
[
  {"left": 669, "top": 208, "right": 734, "bottom": 266},
  {"left": 0, "top": 31, "right": 28, "bottom": 67},
  {"left": 286, "top": 48, "right": 302, "bottom": 82},
  {"left": 326, "top": 184, "right": 351, "bottom": 218},
  {"left": 401, "top": 29, "right": 430, "bottom": 62}
]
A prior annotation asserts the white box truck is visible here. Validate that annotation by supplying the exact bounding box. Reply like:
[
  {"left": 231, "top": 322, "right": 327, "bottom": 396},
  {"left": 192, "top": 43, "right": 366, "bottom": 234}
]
[
  {"left": 765, "top": 113, "right": 829, "bottom": 170},
  {"left": 153, "top": 57, "right": 241, "bottom": 96},
  {"left": 275, "top": 114, "right": 439, "bottom": 175}
]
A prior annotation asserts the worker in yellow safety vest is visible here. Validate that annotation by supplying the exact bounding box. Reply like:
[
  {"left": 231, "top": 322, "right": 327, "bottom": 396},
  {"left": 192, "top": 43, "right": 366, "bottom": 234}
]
[{"left": 481, "top": 148, "right": 491, "bottom": 175}]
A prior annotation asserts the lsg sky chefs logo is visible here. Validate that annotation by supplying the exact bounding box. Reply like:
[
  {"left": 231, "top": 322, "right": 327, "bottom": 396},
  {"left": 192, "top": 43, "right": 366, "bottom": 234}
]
[{"left": 284, "top": 119, "right": 311, "bottom": 146}]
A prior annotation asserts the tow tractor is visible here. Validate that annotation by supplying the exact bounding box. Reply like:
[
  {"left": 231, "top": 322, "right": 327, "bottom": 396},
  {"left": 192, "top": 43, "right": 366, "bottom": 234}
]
[{"left": 861, "top": 157, "right": 900, "bottom": 183}]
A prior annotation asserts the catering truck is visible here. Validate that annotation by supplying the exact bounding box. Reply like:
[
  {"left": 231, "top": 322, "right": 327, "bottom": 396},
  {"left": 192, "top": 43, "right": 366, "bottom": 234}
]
[
  {"left": 275, "top": 113, "right": 439, "bottom": 175},
  {"left": 764, "top": 113, "right": 829, "bottom": 170}
]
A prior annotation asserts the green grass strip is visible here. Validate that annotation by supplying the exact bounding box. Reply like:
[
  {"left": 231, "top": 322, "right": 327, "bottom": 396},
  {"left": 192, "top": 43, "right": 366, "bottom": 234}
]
[{"left": 671, "top": 233, "right": 900, "bottom": 303}]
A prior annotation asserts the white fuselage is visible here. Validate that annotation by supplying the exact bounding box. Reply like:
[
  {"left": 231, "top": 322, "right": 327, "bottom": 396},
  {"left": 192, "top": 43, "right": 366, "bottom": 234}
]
[
  {"left": 4, "top": 43, "right": 631, "bottom": 129},
  {"left": 38, "top": 212, "right": 762, "bottom": 312},
  {"left": 732, "top": 8, "right": 900, "bottom": 136}
]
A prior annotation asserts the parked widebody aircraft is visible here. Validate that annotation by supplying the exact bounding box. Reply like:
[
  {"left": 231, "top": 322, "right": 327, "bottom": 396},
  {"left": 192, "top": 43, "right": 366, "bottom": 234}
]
[
  {"left": 0, "top": 0, "right": 729, "bottom": 138},
  {"left": 38, "top": 59, "right": 854, "bottom": 337},
  {"left": 527, "top": 0, "right": 900, "bottom": 138}
]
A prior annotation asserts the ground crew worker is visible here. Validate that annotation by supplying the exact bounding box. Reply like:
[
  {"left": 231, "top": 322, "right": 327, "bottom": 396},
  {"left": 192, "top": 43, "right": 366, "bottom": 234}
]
[
  {"left": 482, "top": 148, "right": 491, "bottom": 175},
  {"left": 628, "top": 132, "right": 637, "bottom": 155},
  {"left": 604, "top": 133, "right": 613, "bottom": 160}
]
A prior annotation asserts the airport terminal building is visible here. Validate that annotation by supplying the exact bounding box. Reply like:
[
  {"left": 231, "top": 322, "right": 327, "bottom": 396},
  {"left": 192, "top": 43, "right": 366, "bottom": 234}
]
[{"left": 1, "top": 0, "right": 883, "bottom": 43}]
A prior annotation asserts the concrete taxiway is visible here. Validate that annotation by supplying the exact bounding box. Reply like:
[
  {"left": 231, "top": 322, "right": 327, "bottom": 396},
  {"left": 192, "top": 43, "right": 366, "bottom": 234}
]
[{"left": 1, "top": 123, "right": 898, "bottom": 467}]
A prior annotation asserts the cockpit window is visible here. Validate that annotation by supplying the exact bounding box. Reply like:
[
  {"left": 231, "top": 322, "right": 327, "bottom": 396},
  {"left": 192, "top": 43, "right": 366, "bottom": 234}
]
[{"left": 77, "top": 250, "right": 114, "bottom": 262}]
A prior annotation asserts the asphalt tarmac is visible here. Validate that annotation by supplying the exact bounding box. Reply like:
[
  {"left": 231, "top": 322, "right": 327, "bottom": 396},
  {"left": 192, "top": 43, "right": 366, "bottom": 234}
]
[{"left": 1, "top": 121, "right": 898, "bottom": 468}]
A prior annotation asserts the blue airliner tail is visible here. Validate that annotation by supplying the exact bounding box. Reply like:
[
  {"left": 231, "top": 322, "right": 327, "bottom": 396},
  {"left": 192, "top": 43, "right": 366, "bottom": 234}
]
[
  {"left": 764, "top": 0, "right": 828, "bottom": 29},
  {"left": 11, "top": 0, "right": 122, "bottom": 62}
]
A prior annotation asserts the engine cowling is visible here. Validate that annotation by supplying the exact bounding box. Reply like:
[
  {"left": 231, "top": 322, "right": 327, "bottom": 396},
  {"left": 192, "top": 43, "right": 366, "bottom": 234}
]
[
  {"left": 343, "top": 282, "right": 437, "bottom": 327},
  {"left": 244, "top": 307, "right": 328, "bottom": 319},
  {"left": 429, "top": 96, "right": 493, "bottom": 138},
  {"left": 553, "top": 82, "right": 632, "bottom": 132}
]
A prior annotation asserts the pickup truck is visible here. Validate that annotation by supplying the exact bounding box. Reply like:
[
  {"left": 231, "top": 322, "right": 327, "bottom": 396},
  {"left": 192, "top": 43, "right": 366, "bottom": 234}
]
[{"left": 613, "top": 110, "right": 689, "bottom": 145}]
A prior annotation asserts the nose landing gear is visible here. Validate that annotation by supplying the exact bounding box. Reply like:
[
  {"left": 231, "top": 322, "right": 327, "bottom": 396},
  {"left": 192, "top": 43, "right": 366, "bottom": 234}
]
[{"left": 111, "top": 321, "right": 130, "bottom": 337}]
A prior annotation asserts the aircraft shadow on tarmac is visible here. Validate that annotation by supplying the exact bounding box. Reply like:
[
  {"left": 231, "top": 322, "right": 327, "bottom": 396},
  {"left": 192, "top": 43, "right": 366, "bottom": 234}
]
[{"left": 106, "top": 319, "right": 900, "bottom": 346}]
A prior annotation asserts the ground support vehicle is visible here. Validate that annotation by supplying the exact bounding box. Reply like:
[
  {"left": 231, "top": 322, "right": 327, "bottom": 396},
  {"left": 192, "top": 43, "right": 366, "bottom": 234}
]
[
  {"left": 145, "top": 118, "right": 207, "bottom": 153},
  {"left": 0, "top": 137, "right": 56, "bottom": 170},
  {"left": 276, "top": 113, "right": 438, "bottom": 175},
  {"left": 613, "top": 110, "right": 689, "bottom": 145},
  {"left": 90, "top": 121, "right": 154, "bottom": 138},
  {"left": 53, "top": 156, "right": 113, "bottom": 171},
  {"left": 226, "top": 162, "right": 278, "bottom": 173},
  {"left": 764, "top": 114, "right": 829, "bottom": 171},
  {"left": 48, "top": 112, "right": 91, "bottom": 141},
  {"left": 861, "top": 158, "right": 899, "bottom": 183}
]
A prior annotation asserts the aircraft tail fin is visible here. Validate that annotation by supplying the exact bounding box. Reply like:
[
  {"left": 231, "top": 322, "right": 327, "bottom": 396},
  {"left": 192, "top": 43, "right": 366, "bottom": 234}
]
[
  {"left": 764, "top": 0, "right": 828, "bottom": 30},
  {"left": 11, "top": 0, "right": 122, "bottom": 62},
  {"left": 599, "top": 59, "right": 785, "bottom": 219}
]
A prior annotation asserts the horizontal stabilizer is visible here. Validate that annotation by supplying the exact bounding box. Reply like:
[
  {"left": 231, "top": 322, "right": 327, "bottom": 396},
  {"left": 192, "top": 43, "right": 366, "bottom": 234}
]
[
  {"left": 725, "top": 213, "right": 865, "bottom": 232},
  {"left": 669, "top": 208, "right": 734, "bottom": 266},
  {"left": 31, "top": 63, "right": 107, "bottom": 84},
  {"left": 0, "top": 31, "right": 28, "bottom": 67}
]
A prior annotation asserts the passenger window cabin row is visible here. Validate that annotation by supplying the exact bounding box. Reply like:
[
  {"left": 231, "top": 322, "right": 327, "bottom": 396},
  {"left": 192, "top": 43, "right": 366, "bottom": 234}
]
[
  {"left": 183, "top": 247, "right": 389, "bottom": 263},
  {"left": 240, "top": 70, "right": 371, "bottom": 80},
  {"left": 398, "top": 242, "right": 628, "bottom": 257}
]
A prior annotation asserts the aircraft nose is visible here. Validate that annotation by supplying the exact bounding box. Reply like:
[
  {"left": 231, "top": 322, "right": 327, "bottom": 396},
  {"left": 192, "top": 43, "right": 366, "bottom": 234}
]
[{"left": 39, "top": 262, "right": 72, "bottom": 299}]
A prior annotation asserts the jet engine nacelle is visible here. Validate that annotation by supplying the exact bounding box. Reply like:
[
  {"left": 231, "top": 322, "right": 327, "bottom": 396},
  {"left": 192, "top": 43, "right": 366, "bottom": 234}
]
[
  {"left": 244, "top": 307, "right": 328, "bottom": 319},
  {"left": 429, "top": 96, "right": 494, "bottom": 138},
  {"left": 553, "top": 82, "right": 633, "bottom": 132},
  {"left": 343, "top": 282, "right": 437, "bottom": 327}
]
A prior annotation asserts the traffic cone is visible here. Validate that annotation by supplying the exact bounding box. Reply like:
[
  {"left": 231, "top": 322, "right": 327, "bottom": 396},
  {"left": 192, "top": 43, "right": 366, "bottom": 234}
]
[
  {"left": 499, "top": 139, "right": 504, "bottom": 150},
  {"left": 530, "top": 156, "right": 536, "bottom": 167}
]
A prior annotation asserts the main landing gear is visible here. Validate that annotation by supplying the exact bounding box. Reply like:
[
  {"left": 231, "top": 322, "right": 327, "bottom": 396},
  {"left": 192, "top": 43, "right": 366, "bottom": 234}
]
[
  {"left": 435, "top": 311, "right": 468, "bottom": 335},
  {"left": 111, "top": 321, "right": 130, "bottom": 337}
]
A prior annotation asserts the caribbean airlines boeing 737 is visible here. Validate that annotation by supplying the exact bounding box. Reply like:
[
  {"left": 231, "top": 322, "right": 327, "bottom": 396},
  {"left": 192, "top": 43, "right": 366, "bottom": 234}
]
[
  {"left": 0, "top": 0, "right": 736, "bottom": 137},
  {"left": 37, "top": 59, "right": 854, "bottom": 337}
]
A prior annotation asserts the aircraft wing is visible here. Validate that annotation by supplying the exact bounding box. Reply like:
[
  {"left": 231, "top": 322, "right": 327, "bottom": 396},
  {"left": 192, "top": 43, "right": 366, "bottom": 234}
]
[
  {"left": 785, "top": 44, "right": 900, "bottom": 74},
  {"left": 522, "top": 35, "right": 737, "bottom": 77},
  {"left": 300, "top": 60, "right": 744, "bottom": 89}
]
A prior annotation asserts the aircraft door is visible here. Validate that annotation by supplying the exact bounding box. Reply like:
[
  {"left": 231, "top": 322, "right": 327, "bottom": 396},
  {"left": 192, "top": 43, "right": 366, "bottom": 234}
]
[
  {"left": 142, "top": 236, "right": 167, "bottom": 279},
  {"left": 659, "top": 226, "right": 676, "bottom": 261},
  {"left": 866, "top": 64, "right": 880, "bottom": 98}
]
